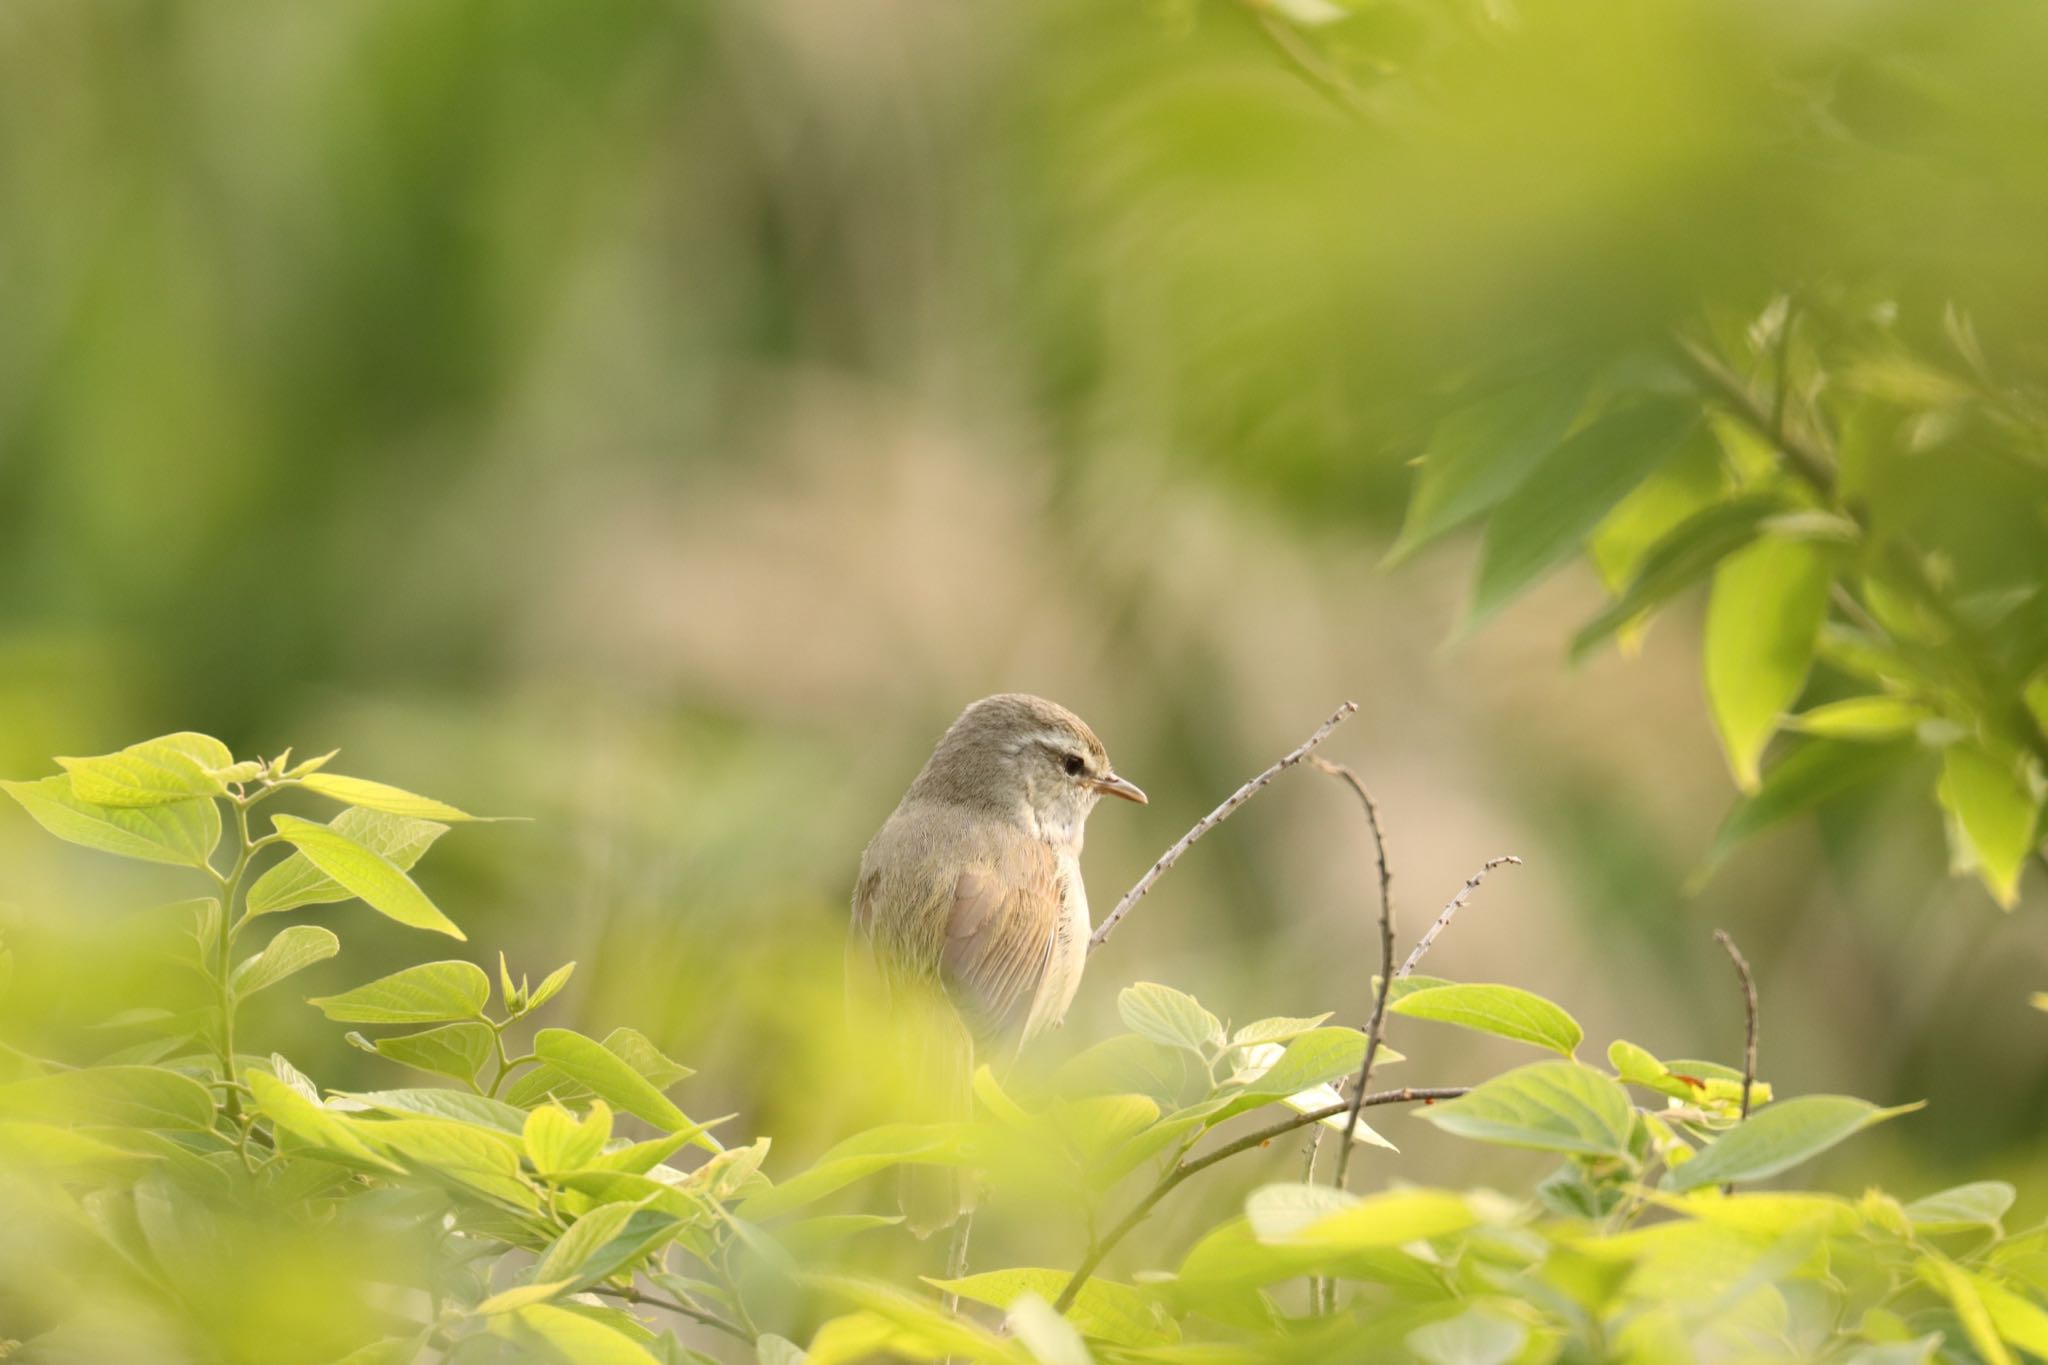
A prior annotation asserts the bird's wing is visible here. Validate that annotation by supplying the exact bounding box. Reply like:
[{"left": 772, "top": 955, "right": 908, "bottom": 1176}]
[{"left": 939, "top": 837, "right": 1065, "bottom": 1050}]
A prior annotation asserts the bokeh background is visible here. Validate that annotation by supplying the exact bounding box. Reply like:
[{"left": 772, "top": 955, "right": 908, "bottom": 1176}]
[{"left": 3, "top": 0, "right": 2045, "bottom": 1288}]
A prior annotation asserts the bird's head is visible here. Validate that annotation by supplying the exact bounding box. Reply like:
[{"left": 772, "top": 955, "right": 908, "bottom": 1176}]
[{"left": 912, "top": 693, "right": 1145, "bottom": 846}]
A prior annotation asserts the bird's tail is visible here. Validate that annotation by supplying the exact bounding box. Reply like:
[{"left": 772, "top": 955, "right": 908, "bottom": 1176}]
[{"left": 898, "top": 997, "right": 974, "bottom": 1239}]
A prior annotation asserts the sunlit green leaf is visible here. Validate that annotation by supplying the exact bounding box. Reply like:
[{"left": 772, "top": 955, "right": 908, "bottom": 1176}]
[
  {"left": 926, "top": 1268, "right": 1178, "bottom": 1348},
  {"left": 1117, "top": 982, "right": 1224, "bottom": 1053},
  {"left": 497, "top": 1303, "right": 659, "bottom": 1365},
  {"left": 2, "top": 776, "right": 220, "bottom": 868},
  {"left": 1389, "top": 983, "right": 1582, "bottom": 1056},
  {"left": 232, "top": 924, "right": 340, "bottom": 997},
  {"left": 0, "top": 1065, "right": 217, "bottom": 1131},
  {"left": 1228, "top": 1013, "right": 1334, "bottom": 1048},
  {"left": 340, "top": 1088, "right": 529, "bottom": 1134},
  {"left": 1937, "top": 742, "right": 2040, "bottom": 909},
  {"left": 373, "top": 1022, "right": 494, "bottom": 1085},
  {"left": 1407, "top": 1305, "right": 1528, "bottom": 1365},
  {"left": 1572, "top": 493, "right": 1789, "bottom": 661},
  {"left": 1918, "top": 1256, "right": 2018, "bottom": 1365},
  {"left": 308, "top": 960, "right": 490, "bottom": 1023},
  {"left": 1786, "top": 696, "right": 1929, "bottom": 741},
  {"left": 272, "top": 814, "right": 464, "bottom": 938},
  {"left": 298, "top": 771, "right": 484, "bottom": 821},
  {"left": 526, "top": 1101, "right": 613, "bottom": 1175},
  {"left": 1700, "top": 738, "right": 1919, "bottom": 880},
  {"left": 535, "top": 1200, "right": 683, "bottom": 1289},
  {"left": 55, "top": 732, "right": 231, "bottom": 806},
  {"left": 247, "top": 808, "right": 448, "bottom": 917},
  {"left": 533, "top": 1028, "right": 690, "bottom": 1132},
  {"left": 738, "top": 1123, "right": 962, "bottom": 1221},
  {"left": 1704, "top": 537, "right": 1835, "bottom": 791},
  {"left": 245, "top": 1069, "right": 401, "bottom": 1171},
  {"left": 370, "top": 1118, "right": 537, "bottom": 1210},
  {"left": 526, "top": 961, "right": 577, "bottom": 1014},
  {"left": 1665, "top": 1096, "right": 1924, "bottom": 1191},
  {"left": 1417, "top": 1061, "right": 1634, "bottom": 1157},
  {"left": 1903, "top": 1181, "right": 2015, "bottom": 1234}
]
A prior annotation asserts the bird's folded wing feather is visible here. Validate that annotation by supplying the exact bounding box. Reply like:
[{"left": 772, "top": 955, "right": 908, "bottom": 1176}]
[{"left": 938, "top": 839, "right": 1063, "bottom": 1049}]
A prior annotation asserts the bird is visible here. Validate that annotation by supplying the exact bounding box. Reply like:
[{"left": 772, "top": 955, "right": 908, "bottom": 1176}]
[{"left": 849, "top": 693, "right": 1146, "bottom": 1238}]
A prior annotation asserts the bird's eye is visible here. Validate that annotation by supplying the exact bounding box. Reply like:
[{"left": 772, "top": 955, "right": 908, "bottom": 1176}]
[{"left": 1062, "top": 753, "right": 1087, "bottom": 778}]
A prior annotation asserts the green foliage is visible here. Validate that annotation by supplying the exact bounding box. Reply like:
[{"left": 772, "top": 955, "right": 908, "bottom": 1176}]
[{"left": 4, "top": 731, "right": 2043, "bottom": 1363}]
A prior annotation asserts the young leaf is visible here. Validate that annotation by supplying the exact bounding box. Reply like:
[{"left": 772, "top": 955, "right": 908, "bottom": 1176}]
[
  {"left": 1786, "top": 696, "right": 1928, "bottom": 741},
  {"left": 369, "top": 1118, "right": 537, "bottom": 1210},
  {"left": 736, "top": 1123, "right": 963, "bottom": 1221},
  {"left": 1, "top": 776, "right": 220, "bottom": 869},
  {"left": 338, "top": 1088, "right": 529, "bottom": 1135},
  {"left": 1389, "top": 373, "right": 1590, "bottom": 562},
  {"left": 1903, "top": 1181, "right": 2016, "bottom": 1234},
  {"left": 271, "top": 815, "right": 464, "bottom": 939},
  {"left": 1117, "top": 983, "right": 1224, "bottom": 1053},
  {"left": 534, "top": 1201, "right": 683, "bottom": 1290},
  {"left": 526, "top": 1101, "right": 613, "bottom": 1175},
  {"left": 244, "top": 1069, "right": 401, "bottom": 1171},
  {"left": 532, "top": 1029, "right": 690, "bottom": 1132},
  {"left": 1937, "top": 742, "right": 2040, "bottom": 909},
  {"left": 1571, "top": 493, "right": 1789, "bottom": 661},
  {"left": 246, "top": 808, "right": 448, "bottom": 918},
  {"left": 55, "top": 732, "right": 232, "bottom": 806},
  {"left": 1416, "top": 1061, "right": 1634, "bottom": 1157},
  {"left": 1228, "top": 1013, "right": 1334, "bottom": 1048},
  {"left": 526, "top": 961, "right": 577, "bottom": 1014},
  {"left": 1271, "top": 1187, "right": 1478, "bottom": 1250},
  {"left": 232, "top": 925, "right": 341, "bottom": 998},
  {"left": 1704, "top": 537, "right": 1835, "bottom": 792},
  {"left": 1387, "top": 983, "right": 1583, "bottom": 1056},
  {"left": 373, "top": 1022, "right": 494, "bottom": 1085},
  {"left": 1663, "top": 1096, "right": 1924, "bottom": 1191},
  {"left": 1470, "top": 398, "right": 1699, "bottom": 622},
  {"left": 307, "top": 960, "right": 490, "bottom": 1024},
  {"left": 298, "top": 772, "right": 483, "bottom": 822}
]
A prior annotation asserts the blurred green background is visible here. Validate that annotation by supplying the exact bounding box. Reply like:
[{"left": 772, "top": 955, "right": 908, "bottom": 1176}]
[{"left": 2, "top": 0, "right": 2045, "bottom": 1279}]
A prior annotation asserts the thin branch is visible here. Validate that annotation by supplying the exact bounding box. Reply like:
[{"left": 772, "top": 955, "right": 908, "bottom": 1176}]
[
  {"left": 1090, "top": 702, "right": 1359, "bottom": 952},
  {"left": 591, "top": 1284, "right": 750, "bottom": 1343},
  {"left": 1051, "top": 1085, "right": 1467, "bottom": 1314},
  {"left": 1668, "top": 333, "right": 1836, "bottom": 497},
  {"left": 1395, "top": 856, "right": 1522, "bottom": 981},
  {"left": 1309, "top": 758, "right": 1398, "bottom": 1195},
  {"left": 1711, "top": 929, "right": 1760, "bottom": 1197}
]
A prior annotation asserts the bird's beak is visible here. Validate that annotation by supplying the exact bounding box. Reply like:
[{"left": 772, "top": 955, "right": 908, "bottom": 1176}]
[{"left": 1092, "top": 772, "right": 1148, "bottom": 805}]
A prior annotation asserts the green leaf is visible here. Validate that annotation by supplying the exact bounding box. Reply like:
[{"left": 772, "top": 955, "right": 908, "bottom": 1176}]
[
  {"left": 271, "top": 814, "right": 464, "bottom": 939},
  {"left": 246, "top": 808, "right": 448, "bottom": 917},
  {"left": 373, "top": 1022, "right": 494, "bottom": 1085},
  {"left": 338, "top": 1088, "right": 529, "bottom": 1134},
  {"left": 1417, "top": 1060, "right": 1634, "bottom": 1157},
  {"left": 1, "top": 776, "right": 220, "bottom": 868},
  {"left": 1407, "top": 1307, "right": 1528, "bottom": 1365},
  {"left": 925, "top": 1268, "right": 1175, "bottom": 1348},
  {"left": 1007, "top": 1294, "right": 1091, "bottom": 1365},
  {"left": 0, "top": 1064, "right": 217, "bottom": 1131},
  {"left": 497, "top": 1303, "right": 660, "bottom": 1365},
  {"left": 1230, "top": 1027, "right": 1365, "bottom": 1099},
  {"left": 1389, "top": 373, "right": 1589, "bottom": 562},
  {"left": 1116, "top": 983, "right": 1224, "bottom": 1053},
  {"left": 533, "top": 1029, "right": 690, "bottom": 1132},
  {"left": 1937, "top": 742, "right": 2040, "bottom": 909},
  {"left": 535, "top": 1200, "right": 684, "bottom": 1289},
  {"left": 1903, "top": 1181, "right": 2016, "bottom": 1234},
  {"left": 1254, "top": 1184, "right": 1477, "bottom": 1250},
  {"left": 526, "top": 1101, "right": 613, "bottom": 1175},
  {"left": 1387, "top": 983, "right": 1582, "bottom": 1056},
  {"left": 1663, "top": 1096, "right": 1923, "bottom": 1191},
  {"left": 1471, "top": 398, "right": 1699, "bottom": 622},
  {"left": 1701, "top": 738, "right": 1918, "bottom": 880},
  {"left": 1704, "top": 537, "right": 1835, "bottom": 792},
  {"left": 308, "top": 960, "right": 490, "bottom": 1023},
  {"left": 297, "top": 771, "right": 486, "bottom": 821},
  {"left": 244, "top": 1069, "right": 401, "bottom": 1170},
  {"left": 737, "top": 1123, "right": 963, "bottom": 1221},
  {"left": 1228, "top": 1013, "right": 1334, "bottom": 1048},
  {"left": 232, "top": 925, "right": 341, "bottom": 997},
  {"left": 1571, "top": 493, "right": 1789, "bottom": 661},
  {"left": 1786, "top": 696, "right": 1929, "bottom": 741},
  {"left": 369, "top": 1118, "right": 537, "bottom": 1210},
  {"left": 55, "top": 732, "right": 232, "bottom": 806},
  {"left": 526, "top": 961, "right": 576, "bottom": 1014},
  {"left": 1919, "top": 1257, "right": 2018, "bottom": 1365}
]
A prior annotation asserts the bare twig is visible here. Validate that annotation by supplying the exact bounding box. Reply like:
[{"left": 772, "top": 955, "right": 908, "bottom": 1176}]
[
  {"left": 1395, "top": 857, "right": 1523, "bottom": 981},
  {"left": 1711, "top": 929, "right": 1760, "bottom": 1197},
  {"left": 1310, "top": 759, "right": 1398, "bottom": 1194},
  {"left": 1089, "top": 702, "right": 1359, "bottom": 952},
  {"left": 1051, "top": 1086, "right": 1468, "bottom": 1314}
]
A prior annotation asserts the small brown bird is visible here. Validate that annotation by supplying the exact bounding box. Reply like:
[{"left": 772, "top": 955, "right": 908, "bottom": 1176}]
[{"left": 850, "top": 694, "right": 1146, "bottom": 1236}]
